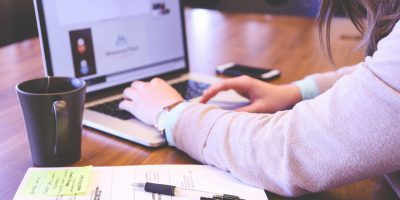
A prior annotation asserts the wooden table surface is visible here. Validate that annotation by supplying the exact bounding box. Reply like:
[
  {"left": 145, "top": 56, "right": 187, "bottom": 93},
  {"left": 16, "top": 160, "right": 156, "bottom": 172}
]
[{"left": 0, "top": 8, "right": 396, "bottom": 200}]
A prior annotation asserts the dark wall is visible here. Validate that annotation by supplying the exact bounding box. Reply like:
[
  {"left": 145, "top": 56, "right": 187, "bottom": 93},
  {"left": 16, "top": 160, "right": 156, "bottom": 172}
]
[
  {"left": 184, "top": 0, "right": 347, "bottom": 17},
  {"left": 184, "top": 0, "right": 320, "bottom": 17},
  {"left": 0, "top": 0, "right": 37, "bottom": 47},
  {"left": 218, "top": 0, "right": 320, "bottom": 17}
]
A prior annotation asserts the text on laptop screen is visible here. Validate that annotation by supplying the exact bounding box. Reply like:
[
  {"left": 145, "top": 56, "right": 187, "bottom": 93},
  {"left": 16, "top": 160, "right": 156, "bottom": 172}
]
[{"left": 40, "top": 0, "right": 186, "bottom": 92}]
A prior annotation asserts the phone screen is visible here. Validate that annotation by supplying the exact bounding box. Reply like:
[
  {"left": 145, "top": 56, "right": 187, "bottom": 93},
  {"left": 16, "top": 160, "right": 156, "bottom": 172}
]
[
  {"left": 217, "top": 63, "right": 280, "bottom": 80},
  {"left": 225, "top": 65, "right": 273, "bottom": 77}
]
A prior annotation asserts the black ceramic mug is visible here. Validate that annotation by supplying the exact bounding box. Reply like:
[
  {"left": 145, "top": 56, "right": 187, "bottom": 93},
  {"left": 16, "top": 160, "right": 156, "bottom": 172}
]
[{"left": 16, "top": 77, "right": 86, "bottom": 167}]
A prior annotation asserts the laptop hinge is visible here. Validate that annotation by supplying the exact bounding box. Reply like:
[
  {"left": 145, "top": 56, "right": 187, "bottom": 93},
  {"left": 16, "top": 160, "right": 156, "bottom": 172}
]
[{"left": 155, "top": 71, "right": 184, "bottom": 81}]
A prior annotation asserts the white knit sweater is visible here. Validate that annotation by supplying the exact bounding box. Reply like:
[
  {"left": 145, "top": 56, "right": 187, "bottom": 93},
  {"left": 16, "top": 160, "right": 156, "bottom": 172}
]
[{"left": 169, "top": 21, "right": 400, "bottom": 197}]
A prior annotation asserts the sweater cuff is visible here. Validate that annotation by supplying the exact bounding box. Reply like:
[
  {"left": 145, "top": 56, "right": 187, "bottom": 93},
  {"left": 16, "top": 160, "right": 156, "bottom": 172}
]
[
  {"left": 165, "top": 102, "right": 190, "bottom": 146},
  {"left": 293, "top": 78, "right": 320, "bottom": 100},
  {"left": 173, "top": 104, "right": 231, "bottom": 163}
]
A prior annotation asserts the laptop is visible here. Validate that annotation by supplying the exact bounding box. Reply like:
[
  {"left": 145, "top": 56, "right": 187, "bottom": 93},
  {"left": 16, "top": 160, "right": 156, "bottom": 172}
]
[{"left": 34, "top": 0, "right": 248, "bottom": 147}]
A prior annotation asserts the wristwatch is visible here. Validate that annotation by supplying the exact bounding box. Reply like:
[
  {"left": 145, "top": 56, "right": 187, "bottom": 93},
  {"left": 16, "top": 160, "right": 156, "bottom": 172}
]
[{"left": 154, "top": 100, "right": 185, "bottom": 133}]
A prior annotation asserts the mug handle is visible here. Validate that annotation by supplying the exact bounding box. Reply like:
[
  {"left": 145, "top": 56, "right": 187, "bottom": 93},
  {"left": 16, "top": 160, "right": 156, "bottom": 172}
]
[{"left": 52, "top": 101, "right": 68, "bottom": 155}]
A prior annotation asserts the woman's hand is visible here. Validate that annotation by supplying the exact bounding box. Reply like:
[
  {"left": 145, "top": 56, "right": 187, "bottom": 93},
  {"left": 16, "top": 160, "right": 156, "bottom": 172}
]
[
  {"left": 200, "top": 75, "right": 302, "bottom": 113},
  {"left": 119, "top": 78, "right": 183, "bottom": 126}
]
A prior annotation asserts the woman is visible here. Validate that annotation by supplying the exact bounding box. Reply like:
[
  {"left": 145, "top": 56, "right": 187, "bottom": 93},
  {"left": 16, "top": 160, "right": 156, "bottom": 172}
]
[{"left": 119, "top": 0, "right": 400, "bottom": 197}]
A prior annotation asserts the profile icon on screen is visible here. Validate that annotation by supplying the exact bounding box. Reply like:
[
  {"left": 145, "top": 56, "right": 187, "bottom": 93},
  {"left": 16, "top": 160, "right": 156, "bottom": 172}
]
[
  {"left": 69, "top": 28, "right": 97, "bottom": 78},
  {"left": 77, "top": 38, "right": 87, "bottom": 54},
  {"left": 80, "top": 60, "right": 90, "bottom": 75}
]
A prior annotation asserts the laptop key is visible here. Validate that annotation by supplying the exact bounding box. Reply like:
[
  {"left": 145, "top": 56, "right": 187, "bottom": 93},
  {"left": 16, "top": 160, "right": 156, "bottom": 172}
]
[{"left": 171, "top": 80, "right": 210, "bottom": 100}]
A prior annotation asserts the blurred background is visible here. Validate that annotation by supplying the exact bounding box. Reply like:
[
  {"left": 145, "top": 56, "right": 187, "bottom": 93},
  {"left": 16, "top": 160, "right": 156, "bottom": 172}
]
[
  {"left": 0, "top": 0, "right": 37, "bottom": 47},
  {"left": 0, "top": 0, "right": 345, "bottom": 48}
]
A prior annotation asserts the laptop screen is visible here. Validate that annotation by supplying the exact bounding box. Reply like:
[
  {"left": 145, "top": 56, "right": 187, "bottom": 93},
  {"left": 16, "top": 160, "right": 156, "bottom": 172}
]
[{"left": 35, "top": 0, "right": 188, "bottom": 93}]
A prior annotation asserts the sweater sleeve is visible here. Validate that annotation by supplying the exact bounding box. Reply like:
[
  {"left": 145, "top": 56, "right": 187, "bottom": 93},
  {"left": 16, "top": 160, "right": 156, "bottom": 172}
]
[
  {"left": 293, "top": 64, "right": 359, "bottom": 100},
  {"left": 172, "top": 21, "right": 400, "bottom": 197},
  {"left": 304, "top": 65, "right": 358, "bottom": 93}
]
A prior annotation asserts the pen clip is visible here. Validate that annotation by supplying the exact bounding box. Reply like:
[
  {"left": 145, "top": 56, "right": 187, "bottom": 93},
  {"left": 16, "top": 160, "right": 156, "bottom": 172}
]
[{"left": 201, "top": 194, "right": 243, "bottom": 200}]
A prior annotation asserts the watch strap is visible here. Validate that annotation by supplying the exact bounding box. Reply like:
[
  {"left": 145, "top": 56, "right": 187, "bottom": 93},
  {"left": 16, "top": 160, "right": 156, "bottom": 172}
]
[
  {"left": 155, "top": 100, "right": 186, "bottom": 133},
  {"left": 164, "top": 100, "right": 186, "bottom": 111}
]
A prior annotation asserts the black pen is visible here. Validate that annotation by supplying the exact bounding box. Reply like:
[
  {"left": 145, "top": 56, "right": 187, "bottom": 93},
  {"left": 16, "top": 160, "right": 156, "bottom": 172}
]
[
  {"left": 200, "top": 194, "right": 245, "bottom": 200},
  {"left": 132, "top": 182, "right": 244, "bottom": 200}
]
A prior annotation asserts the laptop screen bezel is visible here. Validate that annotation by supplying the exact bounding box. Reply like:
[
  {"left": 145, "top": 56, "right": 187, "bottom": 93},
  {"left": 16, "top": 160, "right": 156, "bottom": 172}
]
[{"left": 34, "top": 0, "right": 190, "bottom": 97}]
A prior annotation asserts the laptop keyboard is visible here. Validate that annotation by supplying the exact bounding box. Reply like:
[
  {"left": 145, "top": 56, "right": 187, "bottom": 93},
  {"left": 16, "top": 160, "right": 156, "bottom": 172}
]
[
  {"left": 88, "top": 80, "right": 210, "bottom": 120},
  {"left": 89, "top": 98, "right": 134, "bottom": 120}
]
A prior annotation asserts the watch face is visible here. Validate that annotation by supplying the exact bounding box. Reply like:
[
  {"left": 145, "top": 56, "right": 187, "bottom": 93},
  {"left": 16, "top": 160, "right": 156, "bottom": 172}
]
[{"left": 155, "top": 110, "right": 170, "bottom": 131}]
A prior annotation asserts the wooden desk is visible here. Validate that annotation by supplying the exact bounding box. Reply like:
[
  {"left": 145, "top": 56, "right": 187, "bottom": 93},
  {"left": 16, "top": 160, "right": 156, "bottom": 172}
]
[{"left": 0, "top": 8, "right": 396, "bottom": 200}]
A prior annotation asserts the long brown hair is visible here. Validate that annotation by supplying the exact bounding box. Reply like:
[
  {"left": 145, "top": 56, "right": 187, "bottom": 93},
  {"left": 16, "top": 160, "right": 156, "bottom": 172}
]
[{"left": 318, "top": 0, "right": 400, "bottom": 62}]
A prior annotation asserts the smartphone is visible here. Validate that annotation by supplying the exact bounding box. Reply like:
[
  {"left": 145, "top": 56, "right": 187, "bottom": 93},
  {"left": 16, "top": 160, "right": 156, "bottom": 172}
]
[{"left": 216, "top": 62, "right": 281, "bottom": 81}]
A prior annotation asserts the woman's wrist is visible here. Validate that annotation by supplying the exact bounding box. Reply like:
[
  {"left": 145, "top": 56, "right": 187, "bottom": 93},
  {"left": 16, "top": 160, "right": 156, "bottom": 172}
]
[
  {"left": 164, "top": 102, "right": 191, "bottom": 146},
  {"left": 283, "top": 84, "right": 302, "bottom": 107},
  {"left": 292, "top": 78, "right": 320, "bottom": 100}
]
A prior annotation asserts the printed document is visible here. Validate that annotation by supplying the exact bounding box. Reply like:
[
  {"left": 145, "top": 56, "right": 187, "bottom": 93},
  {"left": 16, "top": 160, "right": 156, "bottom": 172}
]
[{"left": 13, "top": 165, "right": 268, "bottom": 200}]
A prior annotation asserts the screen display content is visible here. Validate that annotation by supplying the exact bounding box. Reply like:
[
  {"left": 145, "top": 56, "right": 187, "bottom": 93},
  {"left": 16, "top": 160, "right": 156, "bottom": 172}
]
[{"left": 39, "top": 0, "right": 186, "bottom": 92}]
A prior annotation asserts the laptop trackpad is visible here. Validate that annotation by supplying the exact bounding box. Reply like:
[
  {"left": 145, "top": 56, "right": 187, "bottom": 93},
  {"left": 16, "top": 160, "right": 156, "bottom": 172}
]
[{"left": 207, "top": 90, "right": 250, "bottom": 110}]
